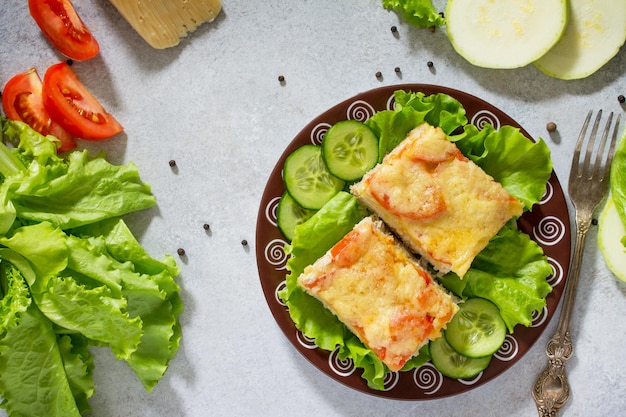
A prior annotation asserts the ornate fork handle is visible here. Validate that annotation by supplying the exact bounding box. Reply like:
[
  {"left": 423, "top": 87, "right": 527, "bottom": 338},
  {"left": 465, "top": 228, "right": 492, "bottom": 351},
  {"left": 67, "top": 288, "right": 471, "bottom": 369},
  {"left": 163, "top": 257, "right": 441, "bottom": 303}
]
[{"left": 532, "top": 218, "right": 590, "bottom": 416}]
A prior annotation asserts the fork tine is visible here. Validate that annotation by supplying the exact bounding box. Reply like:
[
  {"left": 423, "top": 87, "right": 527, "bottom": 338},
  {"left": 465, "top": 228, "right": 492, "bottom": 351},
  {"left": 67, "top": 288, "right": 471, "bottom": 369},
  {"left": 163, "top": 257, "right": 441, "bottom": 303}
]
[
  {"left": 591, "top": 112, "right": 614, "bottom": 180},
  {"left": 580, "top": 110, "right": 603, "bottom": 179},
  {"left": 602, "top": 113, "right": 622, "bottom": 181},
  {"left": 571, "top": 110, "right": 593, "bottom": 177}
]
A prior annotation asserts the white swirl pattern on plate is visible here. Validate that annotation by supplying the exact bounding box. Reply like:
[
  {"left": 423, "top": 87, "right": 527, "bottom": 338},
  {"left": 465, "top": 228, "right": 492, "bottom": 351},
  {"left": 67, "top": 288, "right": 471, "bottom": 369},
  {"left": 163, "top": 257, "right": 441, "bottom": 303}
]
[
  {"left": 329, "top": 347, "right": 356, "bottom": 377},
  {"left": 546, "top": 256, "right": 564, "bottom": 287},
  {"left": 532, "top": 216, "right": 566, "bottom": 247},
  {"left": 310, "top": 122, "right": 331, "bottom": 145},
  {"left": 296, "top": 331, "right": 318, "bottom": 350},
  {"left": 386, "top": 93, "right": 396, "bottom": 111},
  {"left": 383, "top": 372, "right": 400, "bottom": 391},
  {"left": 494, "top": 335, "right": 519, "bottom": 361},
  {"left": 457, "top": 373, "right": 484, "bottom": 385},
  {"left": 531, "top": 306, "right": 549, "bottom": 328},
  {"left": 275, "top": 281, "right": 287, "bottom": 307},
  {"left": 346, "top": 100, "right": 376, "bottom": 122},
  {"left": 265, "top": 238, "right": 289, "bottom": 270},
  {"left": 265, "top": 196, "right": 281, "bottom": 227},
  {"left": 471, "top": 110, "right": 501, "bottom": 130},
  {"left": 413, "top": 363, "right": 444, "bottom": 395},
  {"left": 539, "top": 181, "right": 554, "bottom": 205}
]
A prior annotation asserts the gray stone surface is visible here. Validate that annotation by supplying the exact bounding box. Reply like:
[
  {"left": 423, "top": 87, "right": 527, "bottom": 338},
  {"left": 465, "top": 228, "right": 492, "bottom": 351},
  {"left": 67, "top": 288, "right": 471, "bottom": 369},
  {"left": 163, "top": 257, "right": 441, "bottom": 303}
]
[{"left": 1, "top": 0, "right": 625, "bottom": 416}]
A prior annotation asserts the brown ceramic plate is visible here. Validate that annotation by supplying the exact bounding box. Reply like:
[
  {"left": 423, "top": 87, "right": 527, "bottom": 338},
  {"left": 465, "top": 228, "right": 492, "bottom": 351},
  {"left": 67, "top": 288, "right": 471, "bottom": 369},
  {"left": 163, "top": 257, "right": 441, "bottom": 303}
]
[{"left": 255, "top": 84, "right": 571, "bottom": 400}]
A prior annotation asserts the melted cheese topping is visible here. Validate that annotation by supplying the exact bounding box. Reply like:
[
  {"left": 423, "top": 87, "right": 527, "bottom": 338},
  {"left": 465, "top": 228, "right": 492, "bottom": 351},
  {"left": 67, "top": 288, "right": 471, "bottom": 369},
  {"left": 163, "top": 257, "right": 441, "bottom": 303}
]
[
  {"left": 297, "top": 217, "right": 458, "bottom": 372},
  {"left": 352, "top": 123, "right": 523, "bottom": 278}
]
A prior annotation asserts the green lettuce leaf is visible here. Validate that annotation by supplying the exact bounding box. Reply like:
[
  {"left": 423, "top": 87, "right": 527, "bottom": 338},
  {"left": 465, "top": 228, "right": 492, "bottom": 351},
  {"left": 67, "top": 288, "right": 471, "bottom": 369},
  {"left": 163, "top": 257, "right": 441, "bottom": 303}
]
[
  {"left": 382, "top": 0, "right": 445, "bottom": 28},
  {"left": 366, "top": 90, "right": 468, "bottom": 159},
  {"left": 57, "top": 334, "right": 95, "bottom": 415},
  {"left": 0, "top": 118, "right": 156, "bottom": 235}
]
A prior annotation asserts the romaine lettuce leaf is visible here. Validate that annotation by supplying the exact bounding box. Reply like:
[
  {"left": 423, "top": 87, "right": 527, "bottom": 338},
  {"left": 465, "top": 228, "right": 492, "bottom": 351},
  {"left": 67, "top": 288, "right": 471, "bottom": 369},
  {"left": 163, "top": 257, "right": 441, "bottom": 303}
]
[{"left": 382, "top": 0, "right": 445, "bottom": 28}]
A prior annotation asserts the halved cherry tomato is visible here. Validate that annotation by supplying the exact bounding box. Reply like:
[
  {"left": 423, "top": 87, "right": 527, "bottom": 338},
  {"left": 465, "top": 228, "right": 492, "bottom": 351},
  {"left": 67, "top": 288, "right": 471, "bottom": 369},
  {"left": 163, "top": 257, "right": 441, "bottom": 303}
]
[
  {"left": 2, "top": 67, "right": 77, "bottom": 152},
  {"left": 28, "top": 0, "right": 100, "bottom": 61},
  {"left": 42, "top": 62, "right": 123, "bottom": 140}
]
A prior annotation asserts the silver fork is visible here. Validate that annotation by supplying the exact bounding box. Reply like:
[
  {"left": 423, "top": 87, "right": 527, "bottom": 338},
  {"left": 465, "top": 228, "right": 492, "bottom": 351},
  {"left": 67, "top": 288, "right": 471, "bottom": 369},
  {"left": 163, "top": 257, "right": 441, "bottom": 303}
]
[{"left": 532, "top": 110, "right": 622, "bottom": 416}]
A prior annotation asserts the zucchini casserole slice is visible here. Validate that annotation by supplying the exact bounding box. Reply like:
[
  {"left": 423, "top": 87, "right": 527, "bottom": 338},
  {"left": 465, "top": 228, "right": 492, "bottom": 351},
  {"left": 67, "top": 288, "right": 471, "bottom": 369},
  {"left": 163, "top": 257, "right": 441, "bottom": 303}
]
[
  {"left": 297, "top": 216, "right": 458, "bottom": 372},
  {"left": 351, "top": 123, "right": 524, "bottom": 278}
]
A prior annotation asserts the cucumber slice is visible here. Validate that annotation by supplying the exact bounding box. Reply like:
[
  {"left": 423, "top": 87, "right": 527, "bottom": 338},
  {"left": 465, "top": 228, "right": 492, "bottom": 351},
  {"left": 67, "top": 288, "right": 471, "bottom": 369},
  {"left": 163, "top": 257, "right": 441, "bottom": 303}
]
[
  {"left": 283, "top": 145, "right": 346, "bottom": 210},
  {"left": 276, "top": 192, "right": 316, "bottom": 241},
  {"left": 322, "top": 120, "right": 379, "bottom": 182},
  {"left": 534, "top": 0, "right": 626, "bottom": 80},
  {"left": 444, "top": 298, "right": 506, "bottom": 359},
  {"left": 598, "top": 196, "right": 626, "bottom": 282},
  {"left": 445, "top": 0, "right": 568, "bottom": 69},
  {"left": 430, "top": 335, "right": 492, "bottom": 379}
]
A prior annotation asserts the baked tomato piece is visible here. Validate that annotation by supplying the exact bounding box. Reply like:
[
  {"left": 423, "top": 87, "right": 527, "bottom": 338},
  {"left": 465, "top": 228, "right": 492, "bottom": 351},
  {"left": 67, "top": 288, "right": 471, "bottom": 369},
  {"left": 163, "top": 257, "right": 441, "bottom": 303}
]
[
  {"left": 2, "top": 67, "right": 77, "bottom": 152},
  {"left": 42, "top": 62, "right": 123, "bottom": 140},
  {"left": 28, "top": 0, "right": 99, "bottom": 61}
]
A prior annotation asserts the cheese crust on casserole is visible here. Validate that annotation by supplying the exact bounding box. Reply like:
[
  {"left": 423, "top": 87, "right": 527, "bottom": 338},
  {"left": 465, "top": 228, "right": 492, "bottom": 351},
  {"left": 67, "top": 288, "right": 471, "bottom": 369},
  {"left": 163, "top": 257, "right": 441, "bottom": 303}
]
[
  {"left": 351, "top": 123, "right": 524, "bottom": 278},
  {"left": 297, "top": 216, "right": 458, "bottom": 372}
]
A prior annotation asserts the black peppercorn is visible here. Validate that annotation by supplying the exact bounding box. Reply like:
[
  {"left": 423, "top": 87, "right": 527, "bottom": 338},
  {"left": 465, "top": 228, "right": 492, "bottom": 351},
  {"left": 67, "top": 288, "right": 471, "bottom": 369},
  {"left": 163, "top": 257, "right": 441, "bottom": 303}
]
[
  {"left": 203, "top": 223, "right": 211, "bottom": 231},
  {"left": 375, "top": 71, "right": 382, "bottom": 78},
  {"left": 394, "top": 67, "right": 401, "bottom": 73},
  {"left": 66, "top": 59, "right": 74, "bottom": 66},
  {"left": 241, "top": 239, "right": 248, "bottom": 246},
  {"left": 391, "top": 25, "right": 397, "bottom": 33},
  {"left": 619, "top": 95, "right": 625, "bottom": 104},
  {"left": 427, "top": 61, "right": 434, "bottom": 68},
  {"left": 546, "top": 122, "right": 557, "bottom": 133},
  {"left": 169, "top": 159, "right": 176, "bottom": 167},
  {"left": 278, "top": 75, "right": 285, "bottom": 83},
  {"left": 177, "top": 248, "right": 186, "bottom": 256}
]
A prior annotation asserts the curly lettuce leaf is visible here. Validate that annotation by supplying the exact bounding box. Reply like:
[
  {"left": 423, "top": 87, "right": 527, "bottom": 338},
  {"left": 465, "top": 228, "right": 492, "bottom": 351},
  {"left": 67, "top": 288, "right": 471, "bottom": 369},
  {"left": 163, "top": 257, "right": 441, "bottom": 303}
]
[
  {"left": 57, "top": 334, "right": 95, "bottom": 415},
  {"left": 366, "top": 90, "right": 468, "bottom": 159},
  {"left": 451, "top": 123, "right": 552, "bottom": 209},
  {"left": 67, "top": 222, "right": 182, "bottom": 392},
  {"left": 382, "top": 0, "right": 445, "bottom": 28},
  {"left": 0, "top": 118, "right": 156, "bottom": 235},
  {"left": 0, "top": 262, "right": 83, "bottom": 417},
  {"left": 439, "top": 223, "right": 553, "bottom": 332}
]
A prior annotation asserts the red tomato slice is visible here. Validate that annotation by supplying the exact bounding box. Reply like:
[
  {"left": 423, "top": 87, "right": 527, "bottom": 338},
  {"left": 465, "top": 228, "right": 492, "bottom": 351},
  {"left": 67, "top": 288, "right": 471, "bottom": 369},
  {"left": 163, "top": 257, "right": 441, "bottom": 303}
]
[
  {"left": 2, "top": 67, "right": 77, "bottom": 152},
  {"left": 28, "top": 0, "right": 100, "bottom": 61},
  {"left": 42, "top": 62, "right": 123, "bottom": 140}
]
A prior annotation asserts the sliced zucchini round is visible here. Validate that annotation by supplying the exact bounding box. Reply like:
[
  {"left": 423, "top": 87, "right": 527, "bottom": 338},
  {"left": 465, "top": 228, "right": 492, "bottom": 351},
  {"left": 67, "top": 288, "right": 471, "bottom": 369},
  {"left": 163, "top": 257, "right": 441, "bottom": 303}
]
[
  {"left": 534, "top": 0, "right": 626, "bottom": 80},
  {"left": 322, "top": 120, "right": 379, "bottom": 182},
  {"left": 445, "top": 0, "right": 568, "bottom": 69},
  {"left": 283, "top": 145, "right": 345, "bottom": 210},
  {"left": 598, "top": 195, "right": 626, "bottom": 282}
]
